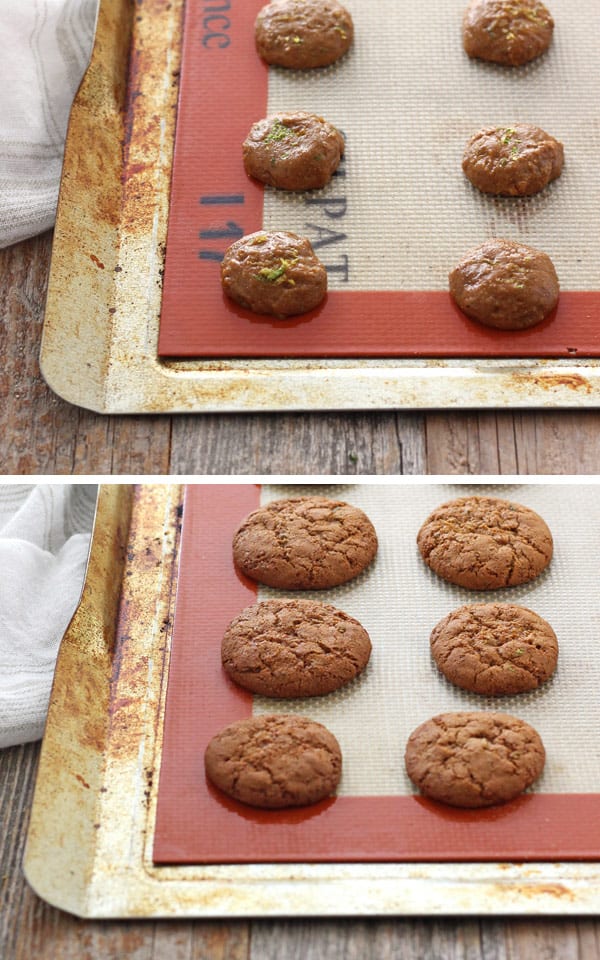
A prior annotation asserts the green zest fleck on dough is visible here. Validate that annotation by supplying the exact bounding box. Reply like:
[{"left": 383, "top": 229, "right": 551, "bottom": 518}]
[
  {"left": 248, "top": 234, "right": 268, "bottom": 245},
  {"left": 254, "top": 257, "right": 299, "bottom": 285},
  {"left": 264, "top": 119, "right": 296, "bottom": 144},
  {"left": 501, "top": 128, "right": 517, "bottom": 145},
  {"left": 333, "top": 25, "right": 347, "bottom": 38}
]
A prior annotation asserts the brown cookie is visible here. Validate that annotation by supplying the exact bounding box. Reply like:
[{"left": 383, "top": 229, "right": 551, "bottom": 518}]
[
  {"left": 449, "top": 239, "right": 560, "bottom": 331},
  {"left": 243, "top": 112, "right": 345, "bottom": 191},
  {"left": 417, "top": 495, "right": 553, "bottom": 590},
  {"left": 463, "top": 124, "right": 564, "bottom": 197},
  {"left": 255, "top": 0, "right": 354, "bottom": 70},
  {"left": 205, "top": 714, "right": 342, "bottom": 808},
  {"left": 221, "top": 231, "right": 327, "bottom": 318},
  {"left": 463, "top": 0, "right": 554, "bottom": 67},
  {"left": 222, "top": 598, "right": 372, "bottom": 698},
  {"left": 233, "top": 496, "right": 378, "bottom": 590},
  {"left": 430, "top": 603, "right": 559, "bottom": 695},
  {"left": 405, "top": 711, "right": 546, "bottom": 807}
]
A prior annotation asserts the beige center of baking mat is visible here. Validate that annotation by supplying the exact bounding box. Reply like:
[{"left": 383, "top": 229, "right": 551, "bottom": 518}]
[
  {"left": 253, "top": 483, "right": 600, "bottom": 796},
  {"left": 263, "top": 0, "right": 600, "bottom": 292}
]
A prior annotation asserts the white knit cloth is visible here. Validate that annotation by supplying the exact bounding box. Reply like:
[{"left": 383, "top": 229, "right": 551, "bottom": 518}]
[
  {"left": 0, "top": 0, "right": 98, "bottom": 249},
  {"left": 0, "top": 485, "right": 97, "bottom": 748}
]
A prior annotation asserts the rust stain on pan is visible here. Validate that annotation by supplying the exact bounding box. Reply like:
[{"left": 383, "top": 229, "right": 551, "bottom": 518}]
[
  {"left": 509, "top": 372, "right": 592, "bottom": 394},
  {"left": 492, "top": 882, "right": 576, "bottom": 901}
]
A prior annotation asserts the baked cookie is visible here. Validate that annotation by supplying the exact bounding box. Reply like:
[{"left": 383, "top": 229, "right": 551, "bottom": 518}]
[
  {"left": 233, "top": 496, "right": 378, "bottom": 590},
  {"left": 463, "top": 124, "right": 564, "bottom": 197},
  {"left": 405, "top": 711, "right": 545, "bottom": 807},
  {"left": 222, "top": 598, "right": 372, "bottom": 698},
  {"left": 463, "top": 0, "right": 554, "bottom": 67},
  {"left": 255, "top": 0, "right": 354, "bottom": 69},
  {"left": 449, "top": 239, "right": 559, "bottom": 330},
  {"left": 221, "top": 231, "right": 327, "bottom": 318},
  {"left": 417, "top": 495, "right": 553, "bottom": 590},
  {"left": 243, "top": 112, "right": 345, "bottom": 191},
  {"left": 205, "top": 714, "right": 342, "bottom": 808},
  {"left": 430, "top": 603, "right": 559, "bottom": 695}
]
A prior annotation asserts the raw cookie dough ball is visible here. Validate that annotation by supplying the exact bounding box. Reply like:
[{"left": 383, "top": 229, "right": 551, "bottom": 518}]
[
  {"left": 222, "top": 598, "right": 372, "bottom": 698},
  {"left": 205, "top": 714, "right": 342, "bottom": 808},
  {"left": 430, "top": 603, "right": 559, "bottom": 695},
  {"left": 463, "top": 124, "right": 564, "bottom": 196},
  {"left": 463, "top": 0, "right": 554, "bottom": 67},
  {"left": 405, "top": 711, "right": 546, "bottom": 807},
  {"left": 243, "top": 112, "right": 345, "bottom": 191},
  {"left": 255, "top": 0, "right": 354, "bottom": 69},
  {"left": 449, "top": 238, "right": 559, "bottom": 330},
  {"left": 221, "top": 231, "right": 327, "bottom": 318},
  {"left": 232, "top": 495, "right": 378, "bottom": 590},
  {"left": 417, "top": 495, "right": 553, "bottom": 590}
]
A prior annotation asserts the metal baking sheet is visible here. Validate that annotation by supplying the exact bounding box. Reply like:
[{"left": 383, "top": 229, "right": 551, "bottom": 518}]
[
  {"left": 23, "top": 482, "right": 600, "bottom": 917},
  {"left": 39, "top": 0, "right": 600, "bottom": 411}
]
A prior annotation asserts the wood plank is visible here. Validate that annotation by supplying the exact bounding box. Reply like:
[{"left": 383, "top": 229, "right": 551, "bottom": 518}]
[
  {"left": 169, "top": 412, "right": 426, "bottom": 475},
  {"left": 425, "top": 411, "right": 600, "bottom": 475},
  {"left": 250, "top": 919, "right": 600, "bottom": 960}
]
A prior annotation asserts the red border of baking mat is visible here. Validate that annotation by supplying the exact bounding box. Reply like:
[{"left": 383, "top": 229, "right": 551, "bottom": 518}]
[
  {"left": 153, "top": 485, "right": 600, "bottom": 865},
  {"left": 157, "top": 1, "right": 600, "bottom": 359}
]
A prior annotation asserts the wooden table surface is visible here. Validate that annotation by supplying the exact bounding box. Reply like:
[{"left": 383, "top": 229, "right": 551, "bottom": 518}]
[
  {"left": 2, "top": 232, "right": 600, "bottom": 957},
  {"left": 2, "top": 231, "right": 600, "bottom": 476}
]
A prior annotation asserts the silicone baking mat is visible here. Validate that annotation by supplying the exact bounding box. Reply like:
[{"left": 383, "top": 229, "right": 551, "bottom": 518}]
[
  {"left": 153, "top": 483, "right": 600, "bottom": 864},
  {"left": 158, "top": 0, "right": 600, "bottom": 358}
]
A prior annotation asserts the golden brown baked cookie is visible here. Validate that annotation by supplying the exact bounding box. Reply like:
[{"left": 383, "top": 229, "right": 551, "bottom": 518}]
[
  {"left": 430, "top": 603, "right": 559, "bottom": 695},
  {"left": 255, "top": 0, "right": 354, "bottom": 69},
  {"left": 233, "top": 496, "right": 378, "bottom": 590},
  {"left": 243, "top": 112, "right": 345, "bottom": 191},
  {"left": 449, "top": 239, "right": 560, "bottom": 330},
  {"left": 221, "top": 231, "right": 327, "bottom": 318},
  {"left": 222, "top": 598, "right": 372, "bottom": 698},
  {"left": 405, "top": 711, "right": 546, "bottom": 807},
  {"left": 463, "top": 124, "right": 564, "bottom": 197},
  {"left": 417, "top": 495, "right": 553, "bottom": 590},
  {"left": 463, "top": 0, "right": 554, "bottom": 67},
  {"left": 205, "top": 714, "right": 342, "bottom": 808}
]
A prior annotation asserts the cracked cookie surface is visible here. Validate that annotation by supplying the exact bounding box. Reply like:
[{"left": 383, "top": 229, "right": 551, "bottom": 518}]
[
  {"left": 417, "top": 495, "right": 553, "bottom": 590},
  {"left": 431, "top": 603, "right": 558, "bottom": 695},
  {"left": 222, "top": 598, "right": 371, "bottom": 697},
  {"left": 405, "top": 711, "right": 545, "bottom": 807},
  {"left": 233, "top": 496, "right": 378, "bottom": 590},
  {"left": 205, "top": 714, "right": 342, "bottom": 808}
]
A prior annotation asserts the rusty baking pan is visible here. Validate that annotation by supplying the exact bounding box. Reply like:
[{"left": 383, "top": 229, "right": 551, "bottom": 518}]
[
  {"left": 39, "top": 0, "right": 600, "bottom": 411},
  {"left": 24, "top": 482, "right": 600, "bottom": 917}
]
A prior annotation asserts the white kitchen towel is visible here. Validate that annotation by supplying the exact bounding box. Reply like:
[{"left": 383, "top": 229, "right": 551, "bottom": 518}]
[
  {"left": 0, "top": 0, "right": 98, "bottom": 249},
  {"left": 0, "top": 484, "right": 97, "bottom": 748}
]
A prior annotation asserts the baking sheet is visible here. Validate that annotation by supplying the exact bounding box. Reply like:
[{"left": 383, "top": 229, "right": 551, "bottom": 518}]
[
  {"left": 22, "top": 482, "right": 600, "bottom": 916},
  {"left": 159, "top": 0, "right": 600, "bottom": 358},
  {"left": 38, "top": 0, "right": 600, "bottom": 411},
  {"left": 154, "top": 483, "right": 600, "bottom": 865}
]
